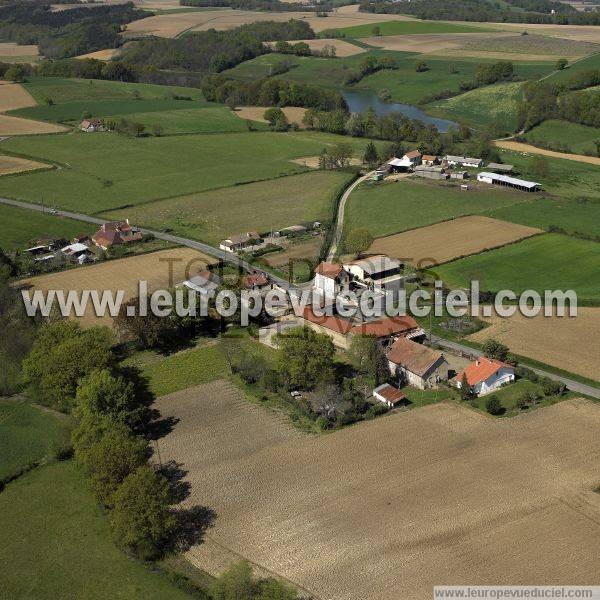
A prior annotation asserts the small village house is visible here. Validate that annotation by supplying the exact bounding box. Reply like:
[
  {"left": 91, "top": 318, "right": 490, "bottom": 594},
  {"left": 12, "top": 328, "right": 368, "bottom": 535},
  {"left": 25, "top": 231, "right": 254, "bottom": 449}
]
[
  {"left": 402, "top": 150, "right": 422, "bottom": 166},
  {"left": 373, "top": 383, "right": 408, "bottom": 409},
  {"left": 443, "top": 155, "right": 483, "bottom": 168},
  {"left": 80, "top": 118, "right": 104, "bottom": 133},
  {"left": 387, "top": 337, "right": 449, "bottom": 389},
  {"left": 343, "top": 255, "right": 404, "bottom": 292},
  {"left": 455, "top": 358, "right": 515, "bottom": 397},
  {"left": 182, "top": 270, "right": 221, "bottom": 295},
  {"left": 421, "top": 154, "right": 439, "bottom": 166},
  {"left": 91, "top": 220, "right": 142, "bottom": 250},
  {"left": 313, "top": 262, "right": 350, "bottom": 297},
  {"left": 243, "top": 271, "right": 272, "bottom": 292},
  {"left": 219, "top": 231, "right": 261, "bottom": 253},
  {"left": 349, "top": 316, "right": 424, "bottom": 349}
]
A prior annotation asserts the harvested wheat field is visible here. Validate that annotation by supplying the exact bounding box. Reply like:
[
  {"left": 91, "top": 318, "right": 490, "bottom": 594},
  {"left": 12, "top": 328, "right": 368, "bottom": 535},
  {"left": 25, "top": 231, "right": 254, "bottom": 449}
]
[
  {"left": 0, "top": 155, "right": 51, "bottom": 176},
  {"left": 154, "top": 380, "right": 600, "bottom": 600},
  {"left": 15, "top": 247, "right": 215, "bottom": 326},
  {"left": 267, "top": 38, "right": 365, "bottom": 57},
  {"left": 469, "top": 307, "right": 600, "bottom": 381},
  {"left": 234, "top": 106, "right": 307, "bottom": 127},
  {"left": 369, "top": 215, "right": 541, "bottom": 266},
  {"left": 495, "top": 140, "right": 600, "bottom": 166},
  {"left": 0, "top": 114, "right": 67, "bottom": 136},
  {"left": 0, "top": 81, "right": 36, "bottom": 112},
  {"left": 124, "top": 5, "right": 415, "bottom": 38},
  {"left": 0, "top": 43, "right": 39, "bottom": 63},
  {"left": 75, "top": 48, "right": 121, "bottom": 61}
]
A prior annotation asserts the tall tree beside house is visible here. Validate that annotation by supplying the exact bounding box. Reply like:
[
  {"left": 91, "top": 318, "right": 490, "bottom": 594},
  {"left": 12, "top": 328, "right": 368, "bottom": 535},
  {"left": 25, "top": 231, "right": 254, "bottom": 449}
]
[
  {"left": 482, "top": 338, "right": 510, "bottom": 362},
  {"left": 344, "top": 228, "right": 374, "bottom": 257},
  {"left": 459, "top": 372, "right": 471, "bottom": 400},
  {"left": 275, "top": 326, "right": 335, "bottom": 389},
  {"left": 363, "top": 140, "right": 380, "bottom": 168},
  {"left": 349, "top": 335, "right": 389, "bottom": 386}
]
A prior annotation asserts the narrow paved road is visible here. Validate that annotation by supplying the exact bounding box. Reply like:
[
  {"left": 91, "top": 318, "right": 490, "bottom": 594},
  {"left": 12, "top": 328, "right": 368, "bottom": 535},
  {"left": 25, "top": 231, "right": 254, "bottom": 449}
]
[
  {"left": 326, "top": 170, "right": 375, "bottom": 262},
  {"left": 0, "top": 196, "right": 295, "bottom": 290},
  {"left": 431, "top": 335, "right": 600, "bottom": 400}
]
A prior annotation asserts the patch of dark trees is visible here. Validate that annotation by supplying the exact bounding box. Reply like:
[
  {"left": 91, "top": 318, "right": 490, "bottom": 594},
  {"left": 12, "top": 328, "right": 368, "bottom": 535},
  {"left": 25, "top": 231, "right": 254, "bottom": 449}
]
[
  {"left": 0, "top": 0, "right": 148, "bottom": 59},
  {"left": 359, "top": 0, "right": 600, "bottom": 25}
]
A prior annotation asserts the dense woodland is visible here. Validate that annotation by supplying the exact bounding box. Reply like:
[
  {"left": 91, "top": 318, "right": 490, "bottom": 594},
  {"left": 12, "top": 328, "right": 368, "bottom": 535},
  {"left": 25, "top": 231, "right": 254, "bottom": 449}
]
[
  {"left": 518, "top": 69, "right": 600, "bottom": 129},
  {"left": 0, "top": 1, "right": 147, "bottom": 59},
  {"left": 359, "top": 0, "right": 600, "bottom": 25}
]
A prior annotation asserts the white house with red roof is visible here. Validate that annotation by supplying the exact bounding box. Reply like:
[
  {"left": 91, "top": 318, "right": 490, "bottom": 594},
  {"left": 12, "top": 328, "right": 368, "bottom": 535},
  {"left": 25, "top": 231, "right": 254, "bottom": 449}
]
[
  {"left": 313, "top": 262, "right": 349, "bottom": 297},
  {"left": 455, "top": 358, "right": 515, "bottom": 397},
  {"left": 373, "top": 383, "right": 408, "bottom": 408}
]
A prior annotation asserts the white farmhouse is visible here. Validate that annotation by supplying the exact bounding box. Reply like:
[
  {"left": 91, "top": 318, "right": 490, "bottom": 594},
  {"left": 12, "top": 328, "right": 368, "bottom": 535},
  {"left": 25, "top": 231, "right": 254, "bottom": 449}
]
[
  {"left": 313, "top": 262, "right": 349, "bottom": 297},
  {"left": 343, "top": 255, "right": 403, "bottom": 292},
  {"left": 455, "top": 358, "right": 515, "bottom": 397}
]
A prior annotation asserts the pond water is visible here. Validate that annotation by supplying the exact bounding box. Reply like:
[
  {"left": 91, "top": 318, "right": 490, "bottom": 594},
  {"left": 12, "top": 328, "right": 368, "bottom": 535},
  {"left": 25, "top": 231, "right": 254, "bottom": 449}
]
[{"left": 342, "top": 89, "right": 458, "bottom": 133}]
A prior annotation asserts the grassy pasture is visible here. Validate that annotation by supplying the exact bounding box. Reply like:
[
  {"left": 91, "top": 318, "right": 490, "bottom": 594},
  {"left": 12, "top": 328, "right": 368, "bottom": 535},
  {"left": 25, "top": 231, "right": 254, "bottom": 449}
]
[
  {"left": 331, "top": 20, "right": 489, "bottom": 38},
  {"left": 344, "top": 178, "right": 529, "bottom": 238},
  {"left": 543, "top": 52, "right": 600, "bottom": 84},
  {"left": 0, "top": 399, "right": 72, "bottom": 483},
  {"left": 0, "top": 130, "right": 356, "bottom": 213},
  {"left": 21, "top": 76, "right": 204, "bottom": 105},
  {"left": 0, "top": 461, "right": 190, "bottom": 599},
  {"left": 0, "top": 203, "right": 95, "bottom": 251},
  {"left": 488, "top": 196, "right": 600, "bottom": 239},
  {"left": 498, "top": 148, "right": 600, "bottom": 201},
  {"left": 104, "top": 170, "right": 352, "bottom": 245},
  {"left": 224, "top": 52, "right": 552, "bottom": 107},
  {"left": 524, "top": 119, "right": 600, "bottom": 155},
  {"left": 436, "top": 233, "right": 600, "bottom": 303},
  {"left": 428, "top": 81, "right": 524, "bottom": 130}
]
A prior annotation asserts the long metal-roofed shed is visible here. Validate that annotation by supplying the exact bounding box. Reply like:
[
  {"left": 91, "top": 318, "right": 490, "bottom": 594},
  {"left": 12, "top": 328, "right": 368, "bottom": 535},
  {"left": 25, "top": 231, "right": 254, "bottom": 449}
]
[{"left": 477, "top": 172, "right": 541, "bottom": 192}]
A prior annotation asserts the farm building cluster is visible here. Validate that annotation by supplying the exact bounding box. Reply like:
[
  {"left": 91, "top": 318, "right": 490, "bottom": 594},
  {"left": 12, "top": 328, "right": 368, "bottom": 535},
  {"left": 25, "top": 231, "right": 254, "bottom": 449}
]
[
  {"left": 24, "top": 219, "right": 144, "bottom": 267},
  {"left": 374, "top": 150, "right": 540, "bottom": 192}
]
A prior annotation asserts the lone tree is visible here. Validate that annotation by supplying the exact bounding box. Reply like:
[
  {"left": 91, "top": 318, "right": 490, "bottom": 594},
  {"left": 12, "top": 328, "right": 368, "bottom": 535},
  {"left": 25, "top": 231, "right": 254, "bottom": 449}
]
[
  {"left": 344, "top": 227, "right": 374, "bottom": 257},
  {"left": 4, "top": 65, "right": 25, "bottom": 82},
  {"left": 459, "top": 372, "right": 471, "bottom": 400},
  {"left": 415, "top": 60, "right": 429, "bottom": 72},
  {"left": 555, "top": 58, "right": 568, "bottom": 70},
  {"left": 263, "top": 107, "right": 284, "bottom": 126},
  {"left": 110, "top": 465, "right": 177, "bottom": 560},
  {"left": 482, "top": 338, "right": 510, "bottom": 362},
  {"left": 372, "top": 25, "right": 381, "bottom": 36},
  {"left": 485, "top": 394, "right": 503, "bottom": 416},
  {"left": 363, "top": 140, "right": 380, "bottom": 168}
]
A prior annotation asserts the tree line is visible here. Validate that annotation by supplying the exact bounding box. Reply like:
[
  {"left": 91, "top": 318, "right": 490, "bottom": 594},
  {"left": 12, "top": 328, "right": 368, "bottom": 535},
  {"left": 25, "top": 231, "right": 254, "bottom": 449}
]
[
  {"left": 0, "top": 0, "right": 147, "bottom": 60},
  {"left": 359, "top": 0, "right": 600, "bottom": 25}
]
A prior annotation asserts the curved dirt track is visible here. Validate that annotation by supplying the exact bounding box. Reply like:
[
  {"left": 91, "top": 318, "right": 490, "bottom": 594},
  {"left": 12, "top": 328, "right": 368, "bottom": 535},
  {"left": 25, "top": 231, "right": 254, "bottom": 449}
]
[{"left": 495, "top": 139, "right": 600, "bottom": 166}]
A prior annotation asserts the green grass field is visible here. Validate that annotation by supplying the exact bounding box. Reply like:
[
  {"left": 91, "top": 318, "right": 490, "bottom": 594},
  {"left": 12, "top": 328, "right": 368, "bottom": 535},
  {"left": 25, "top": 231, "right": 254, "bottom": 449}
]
[
  {"left": 0, "top": 399, "right": 72, "bottom": 483},
  {"left": 543, "top": 52, "right": 600, "bottom": 84},
  {"left": 21, "top": 77, "right": 205, "bottom": 105},
  {"left": 523, "top": 120, "right": 600, "bottom": 156},
  {"left": 0, "top": 203, "right": 95, "bottom": 251},
  {"left": 0, "top": 461, "right": 191, "bottom": 599},
  {"left": 224, "top": 52, "right": 552, "bottom": 107},
  {"left": 428, "top": 81, "right": 524, "bottom": 130},
  {"left": 127, "top": 338, "right": 274, "bottom": 397},
  {"left": 344, "top": 178, "right": 529, "bottom": 238},
  {"left": 330, "top": 20, "right": 490, "bottom": 38},
  {"left": 436, "top": 233, "right": 600, "bottom": 302},
  {"left": 488, "top": 196, "right": 600, "bottom": 239},
  {"left": 104, "top": 170, "right": 352, "bottom": 245},
  {"left": 498, "top": 148, "right": 600, "bottom": 201},
  {"left": 0, "top": 130, "right": 359, "bottom": 213}
]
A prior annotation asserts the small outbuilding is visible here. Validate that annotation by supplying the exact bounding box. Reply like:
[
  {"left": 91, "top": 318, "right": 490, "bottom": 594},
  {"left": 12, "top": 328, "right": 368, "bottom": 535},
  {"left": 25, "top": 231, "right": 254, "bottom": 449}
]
[
  {"left": 487, "top": 162, "right": 514, "bottom": 173},
  {"left": 373, "top": 383, "right": 408, "bottom": 408}
]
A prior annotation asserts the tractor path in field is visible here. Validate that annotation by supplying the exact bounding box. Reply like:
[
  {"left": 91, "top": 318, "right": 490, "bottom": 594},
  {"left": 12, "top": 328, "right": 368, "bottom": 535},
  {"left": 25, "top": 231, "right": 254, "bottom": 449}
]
[{"left": 495, "top": 139, "right": 600, "bottom": 166}]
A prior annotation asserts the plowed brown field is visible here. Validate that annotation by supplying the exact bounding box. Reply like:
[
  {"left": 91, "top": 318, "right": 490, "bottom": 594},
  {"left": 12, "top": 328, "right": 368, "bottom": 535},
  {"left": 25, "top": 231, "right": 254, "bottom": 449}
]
[
  {"left": 15, "top": 247, "right": 215, "bottom": 326},
  {"left": 369, "top": 215, "right": 541, "bottom": 265},
  {"left": 155, "top": 380, "right": 600, "bottom": 600},
  {"left": 469, "top": 307, "right": 600, "bottom": 381}
]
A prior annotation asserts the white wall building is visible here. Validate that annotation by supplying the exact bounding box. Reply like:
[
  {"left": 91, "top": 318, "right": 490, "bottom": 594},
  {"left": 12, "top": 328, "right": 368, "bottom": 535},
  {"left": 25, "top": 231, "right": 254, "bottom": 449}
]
[{"left": 455, "top": 358, "right": 515, "bottom": 396}]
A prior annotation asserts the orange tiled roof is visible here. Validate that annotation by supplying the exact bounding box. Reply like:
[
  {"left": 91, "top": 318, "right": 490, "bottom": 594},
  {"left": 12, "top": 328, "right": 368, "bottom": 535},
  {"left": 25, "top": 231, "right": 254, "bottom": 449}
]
[
  {"left": 457, "top": 358, "right": 511, "bottom": 386},
  {"left": 350, "top": 316, "right": 417, "bottom": 339}
]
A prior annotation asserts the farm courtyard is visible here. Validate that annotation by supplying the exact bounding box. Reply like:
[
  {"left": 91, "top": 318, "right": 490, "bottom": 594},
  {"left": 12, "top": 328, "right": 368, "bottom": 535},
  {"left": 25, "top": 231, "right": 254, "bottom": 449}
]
[{"left": 155, "top": 381, "right": 600, "bottom": 600}]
